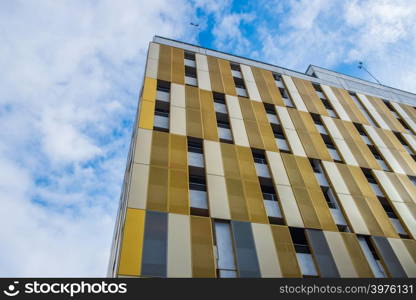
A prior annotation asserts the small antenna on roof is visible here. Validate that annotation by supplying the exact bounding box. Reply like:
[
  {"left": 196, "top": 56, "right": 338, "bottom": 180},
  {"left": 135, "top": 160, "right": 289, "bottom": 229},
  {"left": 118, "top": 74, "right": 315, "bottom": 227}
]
[{"left": 358, "top": 61, "right": 382, "bottom": 85}]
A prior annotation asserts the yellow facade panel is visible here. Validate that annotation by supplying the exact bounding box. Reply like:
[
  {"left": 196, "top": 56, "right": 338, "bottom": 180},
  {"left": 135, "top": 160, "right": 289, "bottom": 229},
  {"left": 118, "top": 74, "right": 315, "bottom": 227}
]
[
  {"left": 243, "top": 179, "right": 268, "bottom": 224},
  {"left": 200, "top": 90, "right": 219, "bottom": 141},
  {"left": 171, "top": 47, "right": 184, "bottom": 84},
  {"left": 169, "top": 134, "right": 187, "bottom": 171},
  {"left": 157, "top": 44, "right": 172, "bottom": 82},
  {"left": 271, "top": 225, "right": 302, "bottom": 277},
  {"left": 138, "top": 100, "right": 155, "bottom": 130},
  {"left": 190, "top": 216, "right": 216, "bottom": 278},
  {"left": 220, "top": 143, "right": 241, "bottom": 179},
  {"left": 186, "top": 108, "right": 203, "bottom": 139},
  {"left": 147, "top": 166, "right": 169, "bottom": 212},
  {"left": 207, "top": 56, "right": 224, "bottom": 93},
  {"left": 168, "top": 169, "right": 189, "bottom": 215},
  {"left": 236, "top": 146, "right": 258, "bottom": 181},
  {"left": 218, "top": 59, "right": 236, "bottom": 96},
  {"left": 118, "top": 208, "right": 145, "bottom": 276},
  {"left": 341, "top": 232, "right": 374, "bottom": 277},
  {"left": 226, "top": 178, "right": 250, "bottom": 221},
  {"left": 150, "top": 131, "right": 169, "bottom": 167}
]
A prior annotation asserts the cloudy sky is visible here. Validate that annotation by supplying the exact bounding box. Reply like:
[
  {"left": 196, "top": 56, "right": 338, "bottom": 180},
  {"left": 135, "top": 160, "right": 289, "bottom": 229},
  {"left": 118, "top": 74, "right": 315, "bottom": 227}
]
[{"left": 1, "top": 0, "right": 415, "bottom": 277}]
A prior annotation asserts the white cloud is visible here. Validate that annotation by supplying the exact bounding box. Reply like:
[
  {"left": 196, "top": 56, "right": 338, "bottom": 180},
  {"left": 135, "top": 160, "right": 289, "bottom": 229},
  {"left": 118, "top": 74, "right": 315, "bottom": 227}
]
[
  {"left": 0, "top": 0, "right": 196, "bottom": 276},
  {"left": 255, "top": 0, "right": 416, "bottom": 93}
]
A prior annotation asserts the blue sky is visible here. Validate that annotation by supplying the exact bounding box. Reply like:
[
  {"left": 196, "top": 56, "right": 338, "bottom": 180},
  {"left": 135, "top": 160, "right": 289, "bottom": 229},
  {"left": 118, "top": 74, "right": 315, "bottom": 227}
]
[{"left": 0, "top": 0, "right": 415, "bottom": 276}]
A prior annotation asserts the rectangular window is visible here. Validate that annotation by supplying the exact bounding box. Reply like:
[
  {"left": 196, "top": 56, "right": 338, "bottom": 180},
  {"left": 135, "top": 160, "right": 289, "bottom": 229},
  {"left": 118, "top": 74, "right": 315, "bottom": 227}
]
[
  {"left": 261, "top": 184, "right": 284, "bottom": 224},
  {"left": 216, "top": 112, "right": 233, "bottom": 143},
  {"left": 233, "top": 77, "right": 248, "bottom": 97},
  {"left": 185, "top": 65, "right": 198, "bottom": 86},
  {"left": 311, "top": 113, "right": 328, "bottom": 134},
  {"left": 213, "top": 92, "right": 228, "bottom": 114},
  {"left": 273, "top": 73, "right": 284, "bottom": 88},
  {"left": 188, "top": 137, "right": 204, "bottom": 168},
  {"left": 289, "top": 228, "right": 318, "bottom": 277},
  {"left": 264, "top": 103, "right": 279, "bottom": 124},
  {"left": 272, "top": 125, "right": 290, "bottom": 153},
  {"left": 156, "top": 80, "right": 170, "bottom": 102},
  {"left": 231, "top": 221, "right": 261, "bottom": 277},
  {"left": 368, "top": 145, "right": 390, "bottom": 171},
  {"left": 321, "top": 134, "right": 342, "bottom": 162},
  {"left": 357, "top": 236, "right": 386, "bottom": 278},
  {"left": 213, "top": 220, "right": 237, "bottom": 278},
  {"left": 349, "top": 92, "right": 377, "bottom": 127},
  {"left": 377, "top": 196, "right": 409, "bottom": 238},
  {"left": 154, "top": 100, "right": 170, "bottom": 132},
  {"left": 354, "top": 123, "right": 373, "bottom": 145},
  {"left": 252, "top": 149, "right": 271, "bottom": 177},
  {"left": 189, "top": 175, "right": 208, "bottom": 215},
  {"left": 184, "top": 51, "right": 196, "bottom": 67},
  {"left": 394, "top": 132, "right": 415, "bottom": 156}
]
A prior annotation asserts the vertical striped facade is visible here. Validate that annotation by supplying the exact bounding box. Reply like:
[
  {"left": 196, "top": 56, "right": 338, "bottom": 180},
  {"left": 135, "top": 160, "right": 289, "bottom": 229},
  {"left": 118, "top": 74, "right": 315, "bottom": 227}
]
[{"left": 108, "top": 38, "right": 416, "bottom": 278}]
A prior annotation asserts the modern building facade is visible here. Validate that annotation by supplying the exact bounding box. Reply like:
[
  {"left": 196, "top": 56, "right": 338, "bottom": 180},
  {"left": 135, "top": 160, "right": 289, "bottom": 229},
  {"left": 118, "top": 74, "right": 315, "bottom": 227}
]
[{"left": 108, "top": 36, "right": 416, "bottom": 278}]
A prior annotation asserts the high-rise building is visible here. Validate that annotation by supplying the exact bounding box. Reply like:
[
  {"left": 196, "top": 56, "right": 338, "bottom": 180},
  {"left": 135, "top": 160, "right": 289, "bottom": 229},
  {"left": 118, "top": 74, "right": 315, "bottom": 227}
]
[{"left": 108, "top": 36, "right": 416, "bottom": 278}]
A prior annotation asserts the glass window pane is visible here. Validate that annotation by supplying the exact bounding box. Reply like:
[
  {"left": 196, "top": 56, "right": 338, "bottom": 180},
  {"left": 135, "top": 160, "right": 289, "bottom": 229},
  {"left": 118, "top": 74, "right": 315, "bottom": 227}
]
[
  {"left": 231, "top": 221, "right": 261, "bottom": 277},
  {"left": 214, "top": 221, "right": 237, "bottom": 271},
  {"left": 141, "top": 211, "right": 168, "bottom": 277}
]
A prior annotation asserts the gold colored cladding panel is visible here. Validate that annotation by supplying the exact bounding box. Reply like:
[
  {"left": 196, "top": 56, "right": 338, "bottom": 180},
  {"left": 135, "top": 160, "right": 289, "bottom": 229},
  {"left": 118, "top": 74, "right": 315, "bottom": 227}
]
[
  {"left": 147, "top": 166, "right": 169, "bottom": 212},
  {"left": 168, "top": 135, "right": 189, "bottom": 214},
  {"left": 235, "top": 145, "right": 258, "bottom": 181},
  {"left": 220, "top": 143, "right": 241, "bottom": 179},
  {"left": 332, "top": 87, "right": 369, "bottom": 125},
  {"left": 264, "top": 70, "right": 284, "bottom": 106},
  {"left": 402, "top": 239, "right": 416, "bottom": 263},
  {"left": 157, "top": 44, "right": 172, "bottom": 82},
  {"left": 295, "top": 155, "right": 337, "bottom": 231},
  {"left": 368, "top": 96, "right": 406, "bottom": 132},
  {"left": 190, "top": 216, "right": 216, "bottom": 277},
  {"left": 200, "top": 89, "right": 219, "bottom": 141},
  {"left": 380, "top": 129, "right": 416, "bottom": 176},
  {"left": 251, "top": 67, "right": 272, "bottom": 104},
  {"left": 292, "top": 77, "right": 328, "bottom": 116},
  {"left": 226, "top": 178, "right": 250, "bottom": 221},
  {"left": 341, "top": 232, "right": 374, "bottom": 277},
  {"left": 118, "top": 208, "right": 145, "bottom": 276},
  {"left": 281, "top": 153, "right": 324, "bottom": 229},
  {"left": 337, "top": 164, "right": 398, "bottom": 238},
  {"left": 336, "top": 120, "right": 380, "bottom": 169},
  {"left": 169, "top": 169, "right": 189, "bottom": 215},
  {"left": 207, "top": 56, "right": 224, "bottom": 93},
  {"left": 288, "top": 109, "right": 331, "bottom": 161},
  {"left": 239, "top": 98, "right": 265, "bottom": 149},
  {"left": 138, "top": 77, "right": 157, "bottom": 130},
  {"left": 171, "top": 47, "right": 184, "bottom": 84},
  {"left": 169, "top": 134, "right": 187, "bottom": 171},
  {"left": 251, "top": 67, "right": 284, "bottom": 106},
  {"left": 243, "top": 179, "right": 269, "bottom": 224},
  {"left": 185, "top": 86, "right": 203, "bottom": 139},
  {"left": 252, "top": 102, "right": 279, "bottom": 151},
  {"left": 270, "top": 225, "right": 302, "bottom": 277},
  {"left": 234, "top": 145, "right": 267, "bottom": 223},
  {"left": 138, "top": 100, "right": 155, "bottom": 130},
  {"left": 150, "top": 131, "right": 169, "bottom": 167},
  {"left": 218, "top": 59, "right": 237, "bottom": 96}
]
